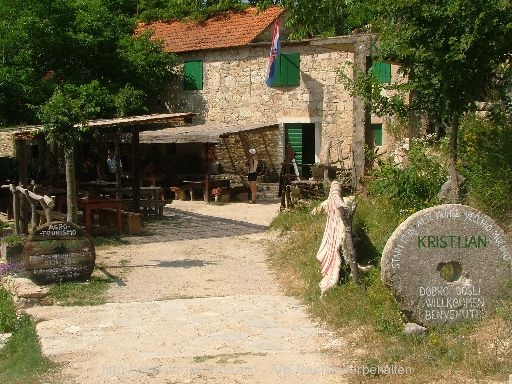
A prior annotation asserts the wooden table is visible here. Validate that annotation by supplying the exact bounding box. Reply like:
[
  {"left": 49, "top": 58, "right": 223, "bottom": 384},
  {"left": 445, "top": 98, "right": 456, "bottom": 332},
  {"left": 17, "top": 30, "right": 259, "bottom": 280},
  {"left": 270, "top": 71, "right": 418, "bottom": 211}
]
[
  {"left": 80, "top": 181, "right": 117, "bottom": 198},
  {"left": 77, "top": 198, "right": 123, "bottom": 234}
]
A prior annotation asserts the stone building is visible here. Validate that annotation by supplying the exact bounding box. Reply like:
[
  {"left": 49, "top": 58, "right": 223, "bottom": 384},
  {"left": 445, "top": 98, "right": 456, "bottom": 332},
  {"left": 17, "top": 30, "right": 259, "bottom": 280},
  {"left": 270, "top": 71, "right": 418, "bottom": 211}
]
[{"left": 138, "top": 6, "right": 404, "bottom": 187}]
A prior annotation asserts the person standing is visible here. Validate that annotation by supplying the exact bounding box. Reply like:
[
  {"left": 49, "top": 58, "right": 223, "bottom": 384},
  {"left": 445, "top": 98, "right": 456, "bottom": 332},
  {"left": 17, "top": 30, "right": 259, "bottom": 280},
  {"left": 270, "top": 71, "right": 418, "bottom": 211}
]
[
  {"left": 106, "top": 149, "right": 122, "bottom": 182},
  {"left": 247, "top": 148, "right": 258, "bottom": 203}
]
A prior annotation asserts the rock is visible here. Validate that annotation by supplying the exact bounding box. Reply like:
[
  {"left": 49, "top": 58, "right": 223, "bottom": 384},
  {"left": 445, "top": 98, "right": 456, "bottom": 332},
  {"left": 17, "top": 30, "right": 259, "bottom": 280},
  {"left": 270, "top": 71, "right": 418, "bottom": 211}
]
[
  {"left": 0, "top": 333, "right": 12, "bottom": 349},
  {"left": 437, "top": 174, "right": 466, "bottom": 203},
  {"left": 7, "top": 276, "right": 50, "bottom": 298},
  {"left": 403, "top": 322, "right": 427, "bottom": 335},
  {"left": 1, "top": 275, "right": 51, "bottom": 309},
  {"left": 381, "top": 204, "right": 511, "bottom": 326}
]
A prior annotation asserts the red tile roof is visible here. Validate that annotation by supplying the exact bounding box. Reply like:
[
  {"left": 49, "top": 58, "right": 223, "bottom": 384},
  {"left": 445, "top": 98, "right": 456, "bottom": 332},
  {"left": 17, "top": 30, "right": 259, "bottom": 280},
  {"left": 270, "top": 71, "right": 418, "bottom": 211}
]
[{"left": 136, "top": 6, "right": 285, "bottom": 53}]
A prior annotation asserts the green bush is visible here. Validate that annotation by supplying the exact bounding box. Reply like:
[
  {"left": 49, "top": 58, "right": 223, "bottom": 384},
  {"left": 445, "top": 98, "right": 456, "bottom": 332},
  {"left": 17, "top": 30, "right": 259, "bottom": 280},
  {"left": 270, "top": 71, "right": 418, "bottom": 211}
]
[
  {"left": 369, "top": 140, "right": 447, "bottom": 216},
  {"left": 0, "top": 287, "right": 17, "bottom": 333},
  {"left": 459, "top": 115, "right": 512, "bottom": 223},
  {"left": 353, "top": 196, "right": 402, "bottom": 265}
]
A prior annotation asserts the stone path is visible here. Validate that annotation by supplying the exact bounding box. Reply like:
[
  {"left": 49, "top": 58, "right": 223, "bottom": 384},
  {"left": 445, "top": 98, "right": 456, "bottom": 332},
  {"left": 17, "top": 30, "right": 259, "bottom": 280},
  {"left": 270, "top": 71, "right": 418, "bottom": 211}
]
[{"left": 25, "top": 199, "right": 350, "bottom": 383}]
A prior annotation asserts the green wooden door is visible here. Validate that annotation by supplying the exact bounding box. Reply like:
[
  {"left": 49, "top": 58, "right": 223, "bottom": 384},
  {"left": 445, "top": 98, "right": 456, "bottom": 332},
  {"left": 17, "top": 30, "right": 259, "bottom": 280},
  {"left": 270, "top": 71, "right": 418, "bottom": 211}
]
[{"left": 285, "top": 123, "right": 315, "bottom": 178}]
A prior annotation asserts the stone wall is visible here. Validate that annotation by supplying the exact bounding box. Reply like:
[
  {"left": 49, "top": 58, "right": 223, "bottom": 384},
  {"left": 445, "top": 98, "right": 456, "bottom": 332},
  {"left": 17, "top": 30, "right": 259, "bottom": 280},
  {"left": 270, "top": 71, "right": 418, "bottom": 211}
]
[
  {"left": 0, "top": 131, "right": 16, "bottom": 158},
  {"left": 163, "top": 42, "right": 357, "bottom": 171},
  {"left": 372, "top": 64, "right": 410, "bottom": 160}
]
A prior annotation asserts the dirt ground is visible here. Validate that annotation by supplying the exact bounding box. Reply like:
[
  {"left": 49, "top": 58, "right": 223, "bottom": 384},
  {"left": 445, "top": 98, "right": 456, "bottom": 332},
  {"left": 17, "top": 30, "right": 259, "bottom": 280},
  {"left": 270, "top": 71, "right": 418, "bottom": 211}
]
[{"left": 25, "top": 198, "right": 355, "bottom": 384}]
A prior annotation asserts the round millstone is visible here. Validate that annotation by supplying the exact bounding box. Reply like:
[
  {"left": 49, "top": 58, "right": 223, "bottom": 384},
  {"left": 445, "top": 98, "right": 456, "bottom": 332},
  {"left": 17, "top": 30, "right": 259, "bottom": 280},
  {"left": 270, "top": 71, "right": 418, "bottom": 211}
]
[{"left": 381, "top": 204, "right": 511, "bottom": 326}]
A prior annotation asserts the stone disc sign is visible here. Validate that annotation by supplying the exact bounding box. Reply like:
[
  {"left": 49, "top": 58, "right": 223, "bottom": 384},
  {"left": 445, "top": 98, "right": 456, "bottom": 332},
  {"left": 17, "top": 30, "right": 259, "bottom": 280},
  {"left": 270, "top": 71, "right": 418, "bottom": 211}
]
[
  {"left": 381, "top": 204, "right": 511, "bottom": 326},
  {"left": 23, "top": 222, "right": 96, "bottom": 285}
]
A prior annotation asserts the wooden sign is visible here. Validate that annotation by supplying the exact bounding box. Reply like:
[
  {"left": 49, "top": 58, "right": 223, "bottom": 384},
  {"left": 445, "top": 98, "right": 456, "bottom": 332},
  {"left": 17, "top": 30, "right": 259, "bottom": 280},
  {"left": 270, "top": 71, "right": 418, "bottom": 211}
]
[{"left": 23, "top": 222, "right": 96, "bottom": 285}]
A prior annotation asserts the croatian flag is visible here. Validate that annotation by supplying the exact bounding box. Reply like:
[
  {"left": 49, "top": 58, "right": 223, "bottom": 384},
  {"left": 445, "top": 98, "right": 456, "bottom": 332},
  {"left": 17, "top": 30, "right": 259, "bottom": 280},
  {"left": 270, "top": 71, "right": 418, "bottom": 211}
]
[{"left": 265, "top": 19, "right": 280, "bottom": 86}]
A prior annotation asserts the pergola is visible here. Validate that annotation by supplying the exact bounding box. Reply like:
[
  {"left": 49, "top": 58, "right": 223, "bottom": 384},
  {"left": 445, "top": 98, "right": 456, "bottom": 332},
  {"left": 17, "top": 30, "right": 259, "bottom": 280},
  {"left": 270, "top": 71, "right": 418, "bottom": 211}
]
[
  {"left": 3, "top": 113, "right": 196, "bottom": 216},
  {"left": 140, "top": 122, "right": 280, "bottom": 202}
]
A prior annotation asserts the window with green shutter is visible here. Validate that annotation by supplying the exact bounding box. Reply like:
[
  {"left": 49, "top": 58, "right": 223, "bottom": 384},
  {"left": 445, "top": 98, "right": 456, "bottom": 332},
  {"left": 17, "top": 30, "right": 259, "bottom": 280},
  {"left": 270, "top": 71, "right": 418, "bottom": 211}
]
[
  {"left": 183, "top": 60, "right": 203, "bottom": 90},
  {"left": 372, "top": 61, "right": 391, "bottom": 83},
  {"left": 269, "top": 53, "right": 300, "bottom": 87},
  {"left": 371, "top": 123, "right": 383, "bottom": 146}
]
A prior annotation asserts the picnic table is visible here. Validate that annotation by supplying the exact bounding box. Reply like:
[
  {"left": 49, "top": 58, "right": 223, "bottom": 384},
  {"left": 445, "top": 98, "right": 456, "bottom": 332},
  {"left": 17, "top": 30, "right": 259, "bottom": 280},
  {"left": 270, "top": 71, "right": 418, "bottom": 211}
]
[{"left": 77, "top": 197, "right": 123, "bottom": 234}]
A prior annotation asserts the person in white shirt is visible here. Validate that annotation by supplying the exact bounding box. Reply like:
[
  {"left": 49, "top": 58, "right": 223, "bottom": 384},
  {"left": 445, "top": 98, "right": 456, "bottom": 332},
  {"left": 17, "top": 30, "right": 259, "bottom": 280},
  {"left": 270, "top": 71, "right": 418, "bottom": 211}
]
[
  {"left": 247, "top": 148, "right": 258, "bottom": 203},
  {"left": 106, "top": 149, "right": 122, "bottom": 182}
]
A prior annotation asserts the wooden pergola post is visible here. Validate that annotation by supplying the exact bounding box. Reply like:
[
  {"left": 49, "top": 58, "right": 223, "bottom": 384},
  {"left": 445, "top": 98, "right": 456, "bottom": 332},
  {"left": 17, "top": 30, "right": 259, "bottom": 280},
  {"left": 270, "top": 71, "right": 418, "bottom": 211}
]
[{"left": 131, "top": 126, "right": 141, "bottom": 213}]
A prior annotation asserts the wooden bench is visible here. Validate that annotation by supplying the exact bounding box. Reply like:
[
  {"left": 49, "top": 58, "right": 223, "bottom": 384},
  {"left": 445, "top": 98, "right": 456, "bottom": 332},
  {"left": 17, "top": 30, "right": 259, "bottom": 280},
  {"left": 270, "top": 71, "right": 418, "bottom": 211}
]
[{"left": 139, "top": 199, "right": 170, "bottom": 219}]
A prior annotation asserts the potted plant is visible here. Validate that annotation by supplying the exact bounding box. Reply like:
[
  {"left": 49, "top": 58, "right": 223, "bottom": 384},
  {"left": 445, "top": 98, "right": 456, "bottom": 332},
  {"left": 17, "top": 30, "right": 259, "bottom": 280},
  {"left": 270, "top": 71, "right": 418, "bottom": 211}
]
[{"left": 0, "top": 235, "right": 25, "bottom": 262}]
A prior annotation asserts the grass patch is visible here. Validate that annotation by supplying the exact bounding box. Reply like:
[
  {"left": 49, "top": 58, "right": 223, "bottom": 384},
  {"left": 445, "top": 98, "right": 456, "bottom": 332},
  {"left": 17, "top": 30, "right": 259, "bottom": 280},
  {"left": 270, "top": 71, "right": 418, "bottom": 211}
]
[
  {"left": 0, "top": 291, "right": 55, "bottom": 384},
  {"left": 268, "top": 196, "right": 512, "bottom": 383},
  {"left": 47, "top": 276, "right": 111, "bottom": 306}
]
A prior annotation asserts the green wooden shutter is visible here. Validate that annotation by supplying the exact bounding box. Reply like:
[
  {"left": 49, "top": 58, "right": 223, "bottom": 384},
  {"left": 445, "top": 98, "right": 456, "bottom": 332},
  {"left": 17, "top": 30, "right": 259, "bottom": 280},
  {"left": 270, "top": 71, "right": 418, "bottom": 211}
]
[
  {"left": 184, "top": 60, "right": 203, "bottom": 90},
  {"left": 371, "top": 123, "right": 383, "bottom": 146},
  {"left": 271, "top": 53, "right": 300, "bottom": 87},
  {"left": 280, "top": 53, "right": 300, "bottom": 86},
  {"left": 372, "top": 61, "right": 391, "bottom": 83}
]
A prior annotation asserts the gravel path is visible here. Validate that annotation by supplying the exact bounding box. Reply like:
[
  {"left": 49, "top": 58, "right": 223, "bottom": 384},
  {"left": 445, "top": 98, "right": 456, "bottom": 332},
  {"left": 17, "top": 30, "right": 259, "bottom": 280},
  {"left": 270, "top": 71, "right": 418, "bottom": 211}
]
[{"left": 26, "top": 199, "right": 350, "bottom": 383}]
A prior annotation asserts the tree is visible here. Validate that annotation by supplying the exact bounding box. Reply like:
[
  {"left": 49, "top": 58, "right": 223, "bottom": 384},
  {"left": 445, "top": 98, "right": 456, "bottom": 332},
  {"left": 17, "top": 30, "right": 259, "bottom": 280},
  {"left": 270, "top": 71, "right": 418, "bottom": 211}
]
[
  {"left": 0, "top": 0, "right": 76, "bottom": 125},
  {"left": 0, "top": 0, "right": 176, "bottom": 126},
  {"left": 138, "top": 0, "right": 247, "bottom": 22},
  {"left": 38, "top": 86, "right": 95, "bottom": 223},
  {"left": 255, "top": 0, "right": 374, "bottom": 38},
  {"left": 1, "top": 0, "right": 177, "bottom": 222},
  {"left": 137, "top": 0, "right": 373, "bottom": 37},
  {"left": 343, "top": 0, "right": 512, "bottom": 202}
]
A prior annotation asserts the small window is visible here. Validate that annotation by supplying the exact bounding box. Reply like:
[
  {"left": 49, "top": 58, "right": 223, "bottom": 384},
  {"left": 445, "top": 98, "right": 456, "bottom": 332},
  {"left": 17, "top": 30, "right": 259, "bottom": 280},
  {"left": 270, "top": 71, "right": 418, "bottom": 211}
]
[
  {"left": 371, "top": 123, "right": 383, "bottom": 146},
  {"left": 372, "top": 61, "right": 391, "bottom": 83},
  {"left": 183, "top": 60, "right": 203, "bottom": 90},
  {"left": 269, "top": 53, "right": 300, "bottom": 87}
]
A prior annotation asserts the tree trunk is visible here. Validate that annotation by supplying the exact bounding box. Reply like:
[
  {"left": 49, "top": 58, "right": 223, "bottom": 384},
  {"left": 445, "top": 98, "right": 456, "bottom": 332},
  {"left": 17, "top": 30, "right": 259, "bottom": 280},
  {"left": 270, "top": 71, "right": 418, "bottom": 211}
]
[
  {"left": 65, "top": 149, "right": 78, "bottom": 223},
  {"left": 447, "top": 113, "right": 460, "bottom": 203},
  {"left": 16, "top": 139, "right": 29, "bottom": 234},
  {"left": 333, "top": 0, "right": 344, "bottom": 35}
]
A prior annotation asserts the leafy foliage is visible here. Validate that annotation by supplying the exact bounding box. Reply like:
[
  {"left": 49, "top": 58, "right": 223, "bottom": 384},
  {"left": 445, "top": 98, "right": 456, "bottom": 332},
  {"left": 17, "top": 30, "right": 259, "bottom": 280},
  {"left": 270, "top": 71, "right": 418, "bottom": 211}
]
[
  {"left": 138, "top": 0, "right": 373, "bottom": 38},
  {"left": 38, "top": 85, "right": 93, "bottom": 150},
  {"left": 0, "top": 287, "right": 16, "bottom": 333},
  {"left": 0, "top": 0, "right": 176, "bottom": 126},
  {"left": 459, "top": 115, "right": 512, "bottom": 223},
  {"left": 256, "top": 0, "right": 374, "bottom": 38},
  {"left": 369, "top": 141, "right": 447, "bottom": 215},
  {"left": 369, "top": 0, "right": 512, "bottom": 128},
  {"left": 138, "top": 0, "right": 248, "bottom": 22}
]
